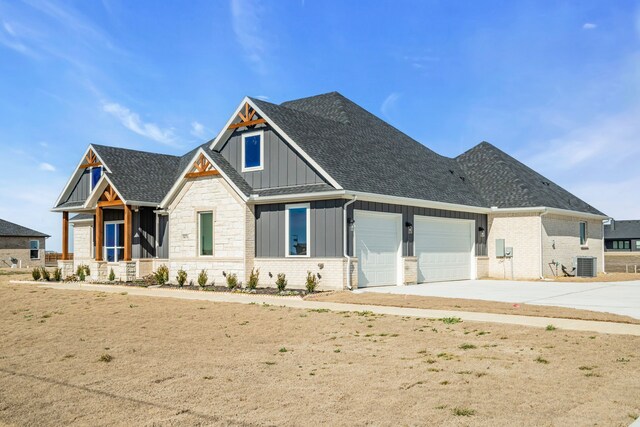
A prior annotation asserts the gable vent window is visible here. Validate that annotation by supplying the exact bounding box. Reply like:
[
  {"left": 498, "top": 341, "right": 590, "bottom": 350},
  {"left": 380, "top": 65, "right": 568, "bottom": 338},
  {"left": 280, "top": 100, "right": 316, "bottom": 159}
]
[{"left": 242, "top": 130, "right": 264, "bottom": 172}]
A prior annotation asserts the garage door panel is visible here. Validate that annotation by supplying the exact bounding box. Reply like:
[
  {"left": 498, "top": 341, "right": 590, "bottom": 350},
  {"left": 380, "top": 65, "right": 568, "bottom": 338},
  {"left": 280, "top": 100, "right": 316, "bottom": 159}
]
[
  {"left": 415, "top": 217, "right": 473, "bottom": 283},
  {"left": 355, "top": 211, "right": 401, "bottom": 287}
]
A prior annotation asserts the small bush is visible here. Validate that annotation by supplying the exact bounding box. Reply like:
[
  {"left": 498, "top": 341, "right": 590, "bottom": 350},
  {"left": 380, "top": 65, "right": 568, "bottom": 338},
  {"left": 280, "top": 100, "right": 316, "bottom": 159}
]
[
  {"left": 64, "top": 274, "right": 77, "bottom": 282},
  {"left": 247, "top": 268, "right": 259, "bottom": 290},
  {"left": 275, "top": 273, "right": 287, "bottom": 292},
  {"left": 459, "top": 343, "right": 477, "bottom": 350},
  {"left": 226, "top": 273, "right": 238, "bottom": 289},
  {"left": 176, "top": 269, "right": 187, "bottom": 287},
  {"left": 52, "top": 268, "right": 62, "bottom": 282},
  {"left": 78, "top": 268, "right": 86, "bottom": 281},
  {"left": 108, "top": 268, "right": 116, "bottom": 281},
  {"left": 535, "top": 356, "right": 549, "bottom": 364},
  {"left": 76, "top": 264, "right": 90, "bottom": 280},
  {"left": 99, "top": 353, "right": 113, "bottom": 363},
  {"left": 546, "top": 324, "right": 557, "bottom": 331},
  {"left": 39, "top": 267, "right": 50, "bottom": 281},
  {"left": 198, "top": 269, "right": 208, "bottom": 287},
  {"left": 154, "top": 265, "right": 169, "bottom": 286},
  {"left": 305, "top": 271, "right": 318, "bottom": 293},
  {"left": 441, "top": 317, "right": 462, "bottom": 324},
  {"left": 142, "top": 274, "right": 156, "bottom": 286},
  {"left": 452, "top": 407, "right": 476, "bottom": 417},
  {"left": 31, "top": 268, "right": 41, "bottom": 281}
]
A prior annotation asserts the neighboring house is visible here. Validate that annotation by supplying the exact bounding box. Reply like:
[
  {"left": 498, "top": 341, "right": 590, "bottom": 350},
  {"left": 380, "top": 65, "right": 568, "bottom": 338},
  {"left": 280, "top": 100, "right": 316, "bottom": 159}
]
[
  {"left": 604, "top": 220, "right": 640, "bottom": 252},
  {"left": 52, "top": 92, "right": 607, "bottom": 289},
  {"left": 0, "top": 219, "right": 49, "bottom": 268}
]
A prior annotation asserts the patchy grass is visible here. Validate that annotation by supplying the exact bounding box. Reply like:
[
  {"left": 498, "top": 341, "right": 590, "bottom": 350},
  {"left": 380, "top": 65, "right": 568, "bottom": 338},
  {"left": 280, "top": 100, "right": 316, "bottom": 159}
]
[
  {"left": 535, "top": 356, "right": 549, "bottom": 364},
  {"left": 98, "top": 353, "right": 113, "bottom": 363},
  {"left": 459, "top": 343, "right": 477, "bottom": 350},
  {"left": 546, "top": 324, "right": 557, "bottom": 331},
  {"left": 440, "top": 317, "right": 462, "bottom": 325},
  {"left": 452, "top": 407, "right": 476, "bottom": 417}
]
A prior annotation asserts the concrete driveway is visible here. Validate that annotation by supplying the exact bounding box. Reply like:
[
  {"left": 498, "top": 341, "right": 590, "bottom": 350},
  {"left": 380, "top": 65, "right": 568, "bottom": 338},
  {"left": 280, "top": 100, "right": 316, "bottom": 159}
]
[{"left": 355, "top": 280, "right": 640, "bottom": 319}]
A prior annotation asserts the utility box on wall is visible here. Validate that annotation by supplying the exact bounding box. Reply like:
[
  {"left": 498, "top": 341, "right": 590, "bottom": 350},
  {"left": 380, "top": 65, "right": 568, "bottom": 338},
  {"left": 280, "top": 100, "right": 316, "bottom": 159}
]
[{"left": 496, "top": 239, "right": 505, "bottom": 257}]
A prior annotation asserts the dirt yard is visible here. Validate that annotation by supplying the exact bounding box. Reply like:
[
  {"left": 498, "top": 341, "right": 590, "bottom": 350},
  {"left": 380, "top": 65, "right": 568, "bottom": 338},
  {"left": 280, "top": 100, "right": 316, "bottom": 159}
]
[
  {"left": 1, "top": 274, "right": 639, "bottom": 426},
  {"left": 308, "top": 292, "right": 640, "bottom": 324}
]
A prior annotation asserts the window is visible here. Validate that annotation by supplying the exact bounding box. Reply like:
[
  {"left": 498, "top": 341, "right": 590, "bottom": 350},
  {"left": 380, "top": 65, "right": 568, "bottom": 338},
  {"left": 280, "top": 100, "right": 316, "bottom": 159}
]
[
  {"left": 611, "top": 240, "right": 629, "bottom": 250},
  {"left": 90, "top": 166, "right": 102, "bottom": 190},
  {"left": 104, "top": 221, "right": 124, "bottom": 262},
  {"left": 199, "top": 211, "right": 213, "bottom": 256},
  {"left": 579, "top": 222, "right": 587, "bottom": 246},
  {"left": 241, "top": 131, "right": 263, "bottom": 171},
  {"left": 286, "top": 204, "right": 310, "bottom": 257},
  {"left": 29, "top": 240, "right": 39, "bottom": 259}
]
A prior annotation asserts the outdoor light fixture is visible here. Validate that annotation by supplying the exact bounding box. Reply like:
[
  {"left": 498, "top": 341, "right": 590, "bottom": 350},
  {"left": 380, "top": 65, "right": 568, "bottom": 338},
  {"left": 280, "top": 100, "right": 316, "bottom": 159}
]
[
  {"left": 478, "top": 226, "right": 486, "bottom": 238},
  {"left": 405, "top": 221, "right": 413, "bottom": 234},
  {"left": 347, "top": 218, "right": 355, "bottom": 232}
]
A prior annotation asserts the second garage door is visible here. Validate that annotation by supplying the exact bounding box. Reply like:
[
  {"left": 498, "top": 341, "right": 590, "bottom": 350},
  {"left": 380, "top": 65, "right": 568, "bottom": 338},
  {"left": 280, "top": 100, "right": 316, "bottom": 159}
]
[
  {"left": 355, "top": 210, "right": 401, "bottom": 287},
  {"left": 415, "top": 216, "right": 474, "bottom": 283}
]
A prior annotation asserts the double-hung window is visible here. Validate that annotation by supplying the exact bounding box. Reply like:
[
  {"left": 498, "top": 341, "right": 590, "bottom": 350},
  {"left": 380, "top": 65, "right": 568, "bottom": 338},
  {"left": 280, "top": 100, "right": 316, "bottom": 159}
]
[
  {"left": 241, "top": 130, "right": 263, "bottom": 172},
  {"left": 29, "top": 240, "right": 39, "bottom": 259},
  {"left": 90, "top": 166, "right": 102, "bottom": 190},
  {"left": 636, "top": 241, "right": 640, "bottom": 251},
  {"left": 285, "top": 204, "right": 310, "bottom": 257},
  {"left": 579, "top": 222, "right": 587, "bottom": 246},
  {"left": 199, "top": 211, "right": 214, "bottom": 256},
  {"left": 104, "top": 221, "right": 124, "bottom": 262}
]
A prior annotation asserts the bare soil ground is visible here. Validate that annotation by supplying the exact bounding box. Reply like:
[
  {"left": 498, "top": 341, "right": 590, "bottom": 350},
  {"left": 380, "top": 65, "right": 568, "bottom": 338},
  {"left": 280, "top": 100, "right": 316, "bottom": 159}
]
[
  {"left": 1, "top": 274, "right": 639, "bottom": 426},
  {"left": 307, "top": 292, "right": 640, "bottom": 324}
]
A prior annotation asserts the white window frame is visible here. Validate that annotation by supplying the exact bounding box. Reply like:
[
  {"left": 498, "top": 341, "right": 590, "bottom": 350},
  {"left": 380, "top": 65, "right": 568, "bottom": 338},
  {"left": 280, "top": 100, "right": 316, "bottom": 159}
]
[
  {"left": 29, "top": 240, "right": 40, "bottom": 260},
  {"left": 241, "top": 130, "right": 264, "bottom": 172},
  {"left": 89, "top": 165, "right": 103, "bottom": 191},
  {"left": 104, "top": 220, "right": 124, "bottom": 263},
  {"left": 197, "top": 210, "right": 215, "bottom": 257},
  {"left": 285, "top": 203, "right": 311, "bottom": 258},
  {"left": 579, "top": 221, "right": 588, "bottom": 247}
]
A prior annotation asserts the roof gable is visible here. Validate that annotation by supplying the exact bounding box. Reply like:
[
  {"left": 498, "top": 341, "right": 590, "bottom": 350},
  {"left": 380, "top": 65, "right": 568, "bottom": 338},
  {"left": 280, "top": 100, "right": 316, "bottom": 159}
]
[{"left": 604, "top": 220, "right": 640, "bottom": 239}]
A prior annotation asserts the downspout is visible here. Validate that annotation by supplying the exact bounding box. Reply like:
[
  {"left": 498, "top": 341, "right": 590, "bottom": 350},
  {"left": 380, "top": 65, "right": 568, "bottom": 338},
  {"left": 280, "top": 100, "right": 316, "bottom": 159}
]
[
  {"left": 540, "top": 208, "right": 548, "bottom": 279},
  {"left": 343, "top": 196, "right": 357, "bottom": 290},
  {"left": 602, "top": 219, "right": 607, "bottom": 274}
]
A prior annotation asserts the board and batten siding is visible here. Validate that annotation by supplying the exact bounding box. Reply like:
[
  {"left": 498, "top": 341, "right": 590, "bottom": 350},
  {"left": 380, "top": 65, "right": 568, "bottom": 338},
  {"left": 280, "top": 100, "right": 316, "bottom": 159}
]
[
  {"left": 220, "top": 126, "right": 326, "bottom": 190},
  {"left": 86, "top": 208, "right": 159, "bottom": 259},
  {"left": 157, "top": 215, "right": 169, "bottom": 259},
  {"left": 254, "top": 199, "right": 488, "bottom": 258},
  {"left": 255, "top": 200, "right": 344, "bottom": 257},
  {"left": 63, "top": 169, "right": 91, "bottom": 204}
]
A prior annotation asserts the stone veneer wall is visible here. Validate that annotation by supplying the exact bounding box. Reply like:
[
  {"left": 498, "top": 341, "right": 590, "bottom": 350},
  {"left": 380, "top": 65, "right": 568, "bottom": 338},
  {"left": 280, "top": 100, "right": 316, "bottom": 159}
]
[
  {"left": 72, "top": 223, "right": 92, "bottom": 269},
  {"left": 252, "top": 258, "right": 347, "bottom": 291},
  {"left": 541, "top": 214, "right": 603, "bottom": 277},
  {"left": 166, "top": 177, "right": 245, "bottom": 285},
  {"left": 401, "top": 256, "right": 417, "bottom": 285}
]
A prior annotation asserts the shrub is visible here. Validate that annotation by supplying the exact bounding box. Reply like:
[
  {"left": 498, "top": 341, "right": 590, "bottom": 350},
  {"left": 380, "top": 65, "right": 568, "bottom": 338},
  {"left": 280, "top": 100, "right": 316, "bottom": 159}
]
[
  {"left": 176, "top": 269, "right": 187, "bottom": 287},
  {"left": 142, "top": 274, "right": 157, "bottom": 286},
  {"left": 40, "top": 267, "right": 50, "bottom": 281},
  {"left": 108, "top": 268, "right": 116, "bottom": 281},
  {"left": 545, "top": 324, "right": 557, "bottom": 331},
  {"left": 63, "top": 275, "right": 77, "bottom": 282},
  {"left": 275, "top": 273, "right": 287, "bottom": 292},
  {"left": 226, "top": 273, "right": 238, "bottom": 290},
  {"left": 52, "top": 268, "right": 62, "bottom": 282},
  {"left": 31, "top": 267, "right": 41, "bottom": 281},
  {"left": 76, "top": 264, "right": 90, "bottom": 280},
  {"left": 154, "top": 265, "right": 169, "bottom": 286},
  {"left": 198, "top": 269, "right": 208, "bottom": 287},
  {"left": 441, "top": 317, "right": 462, "bottom": 325},
  {"left": 305, "top": 271, "right": 318, "bottom": 293},
  {"left": 247, "top": 268, "right": 259, "bottom": 290},
  {"left": 78, "top": 268, "right": 86, "bottom": 281}
]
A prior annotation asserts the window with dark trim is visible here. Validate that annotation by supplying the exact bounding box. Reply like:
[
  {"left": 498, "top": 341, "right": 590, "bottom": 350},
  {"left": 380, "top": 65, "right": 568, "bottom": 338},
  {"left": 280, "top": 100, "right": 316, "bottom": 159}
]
[
  {"left": 579, "top": 222, "right": 587, "bottom": 246},
  {"left": 29, "top": 240, "right": 39, "bottom": 259},
  {"left": 90, "top": 166, "right": 102, "bottom": 190}
]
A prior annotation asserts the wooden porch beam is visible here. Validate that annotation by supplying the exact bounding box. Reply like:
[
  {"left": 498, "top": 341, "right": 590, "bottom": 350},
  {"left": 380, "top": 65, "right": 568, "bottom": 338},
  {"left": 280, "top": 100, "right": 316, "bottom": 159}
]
[
  {"left": 61, "top": 211, "right": 69, "bottom": 261},
  {"left": 98, "top": 200, "right": 124, "bottom": 208},
  {"left": 228, "top": 118, "right": 266, "bottom": 129}
]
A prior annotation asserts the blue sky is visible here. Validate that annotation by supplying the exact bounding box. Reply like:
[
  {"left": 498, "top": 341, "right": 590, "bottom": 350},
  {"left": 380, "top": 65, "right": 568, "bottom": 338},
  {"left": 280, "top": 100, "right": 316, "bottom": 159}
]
[{"left": 1, "top": 0, "right": 639, "bottom": 251}]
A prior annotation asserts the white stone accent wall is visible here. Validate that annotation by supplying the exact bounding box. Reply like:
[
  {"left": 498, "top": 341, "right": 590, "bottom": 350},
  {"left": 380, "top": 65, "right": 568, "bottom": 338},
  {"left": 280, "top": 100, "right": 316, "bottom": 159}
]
[
  {"left": 487, "top": 213, "right": 542, "bottom": 279},
  {"left": 167, "top": 177, "right": 246, "bottom": 284},
  {"left": 401, "top": 256, "right": 417, "bottom": 285},
  {"left": 73, "top": 223, "right": 92, "bottom": 264},
  {"left": 252, "top": 258, "right": 346, "bottom": 291},
  {"left": 541, "top": 214, "right": 603, "bottom": 277},
  {"left": 476, "top": 256, "right": 489, "bottom": 278}
]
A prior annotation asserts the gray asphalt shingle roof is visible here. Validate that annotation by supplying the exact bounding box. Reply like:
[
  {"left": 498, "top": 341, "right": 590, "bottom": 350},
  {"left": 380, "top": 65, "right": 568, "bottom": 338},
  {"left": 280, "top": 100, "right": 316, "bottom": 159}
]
[
  {"left": 456, "top": 142, "right": 605, "bottom": 216},
  {"left": 604, "top": 220, "right": 640, "bottom": 239},
  {"left": 0, "top": 219, "right": 49, "bottom": 237}
]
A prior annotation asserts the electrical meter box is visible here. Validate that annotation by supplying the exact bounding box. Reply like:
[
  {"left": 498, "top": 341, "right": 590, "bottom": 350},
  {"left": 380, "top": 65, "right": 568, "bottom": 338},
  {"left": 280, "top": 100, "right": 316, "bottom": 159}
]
[
  {"left": 496, "top": 239, "right": 505, "bottom": 257},
  {"left": 505, "top": 247, "right": 513, "bottom": 258}
]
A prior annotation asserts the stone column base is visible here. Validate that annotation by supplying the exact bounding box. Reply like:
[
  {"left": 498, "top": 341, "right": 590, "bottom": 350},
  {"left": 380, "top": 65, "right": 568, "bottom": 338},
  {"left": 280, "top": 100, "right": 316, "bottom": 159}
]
[
  {"left": 401, "top": 256, "right": 417, "bottom": 285},
  {"left": 57, "top": 260, "right": 74, "bottom": 278},
  {"left": 120, "top": 261, "right": 137, "bottom": 282},
  {"left": 88, "top": 261, "right": 108, "bottom": 281}
]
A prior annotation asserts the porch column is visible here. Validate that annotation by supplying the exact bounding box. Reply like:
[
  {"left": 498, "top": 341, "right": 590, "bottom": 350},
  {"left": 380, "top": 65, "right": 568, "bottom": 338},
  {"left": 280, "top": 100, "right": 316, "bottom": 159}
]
[
  {"left": 124, "top": 204, "right": 132, "bottom": 261},
  {"left": 95, "top": 206, "right": 103, "bottom": 261},
  {"left": 61, "top": 211, "right": 69, "bottom": 260}
]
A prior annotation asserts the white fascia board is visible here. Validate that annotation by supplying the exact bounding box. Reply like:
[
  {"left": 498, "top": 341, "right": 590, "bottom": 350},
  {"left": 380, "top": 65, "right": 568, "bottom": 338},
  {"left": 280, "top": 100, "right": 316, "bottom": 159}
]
[
  {"left": 159, "top": 147, "right": 248, "bottom": 209},
  {"left": 347, "top": 191, "right": 491, "bottom": 214},
  {"left": 53, "top": 144, "right": 113, "bottom": 208},
  {"left": 248, "top": 190, "right": 347, "bottom": 204},
  {"left": 490, "top": 206, "right": 609, "bottom": 220},
  {"left": 126, "top": 201, "right": 162, "bottom": 207},
  {"left": 209, "top": 97, "right": 343, "bottom": 191}
]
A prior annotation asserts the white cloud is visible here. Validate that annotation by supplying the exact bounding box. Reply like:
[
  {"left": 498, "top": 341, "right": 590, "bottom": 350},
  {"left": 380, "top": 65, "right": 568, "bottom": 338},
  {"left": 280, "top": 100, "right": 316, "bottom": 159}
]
[
  {"left": 230, "top": 0, "right": 268, "bottom": 74},
  {"left": 255, "top": 95, "right": 270, "bottom": 101},
  {"left": 102, "top": 102, "right": 178, "bottom": 146},
  {"left": 3, "top": 21, "right": 16, "bottom": 36},
  {"left": 39, "top": 162, "right": 56, "bottom": 172},
  {"left": 381, "top": 92, "right": 401, "bottom": 117},
  {"left": 583, "top": 22, "right": 597, "bottom": 30},
  {"left": 190, "top": 121, "right": 207, "bottom": 138}
]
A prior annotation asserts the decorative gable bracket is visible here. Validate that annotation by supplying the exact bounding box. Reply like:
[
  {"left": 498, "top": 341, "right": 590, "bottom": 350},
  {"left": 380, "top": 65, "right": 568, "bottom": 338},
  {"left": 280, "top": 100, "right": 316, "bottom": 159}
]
[
  {"left": 185, "top": 153, "right": 220, "bottom": 179},
  {"left": 228, "top": 102, "right": 266, "bottom": 130},
  {"left": 98, "top": 184, "right": 123, "bottom": 207},
  {"left": 80, "top": 149, "right": 102, "bottom": 169}
]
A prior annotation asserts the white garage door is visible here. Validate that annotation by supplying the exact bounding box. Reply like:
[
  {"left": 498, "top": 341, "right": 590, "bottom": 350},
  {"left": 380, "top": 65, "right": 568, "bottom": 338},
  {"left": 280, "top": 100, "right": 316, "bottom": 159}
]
[
  {"left": 415, "top": 216, "right": 474, "bottom": 283},
  {"left": 355, "top": 210, "right": 401, "bottom": 287}
]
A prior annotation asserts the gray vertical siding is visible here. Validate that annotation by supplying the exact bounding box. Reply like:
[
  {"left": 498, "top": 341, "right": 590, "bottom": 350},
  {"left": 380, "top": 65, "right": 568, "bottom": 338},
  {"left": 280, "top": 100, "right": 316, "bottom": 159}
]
[
  {"left": 132, "top": 207, "right": 156, "bottom": 259},
  {"left": 347, "top": 201, "right": 488, "bottom": 257},
  {"left": 255, "top": 200, "right": 344, "bottom": 257},
  {"left": 157, "top": 215, "right": 169, "bottom": 259},
  {"left": 220, "top": 126, "right": 326, "bottom": 189},
  {"left": 64, "top": 169, "right": 91, "bottom": 204}
]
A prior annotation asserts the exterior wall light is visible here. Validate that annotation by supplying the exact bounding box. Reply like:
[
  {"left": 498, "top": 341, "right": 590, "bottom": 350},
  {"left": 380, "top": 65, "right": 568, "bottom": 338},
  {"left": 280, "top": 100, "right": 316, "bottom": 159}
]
[
  {"left": 478, "top": 226, "right": 486, "bottom": 238},
  {"left": 347, "top": 218, "right": 355, "bottom": 232},
  {"left": 405, "top": 221, "right": 413, "bottom": 235}
]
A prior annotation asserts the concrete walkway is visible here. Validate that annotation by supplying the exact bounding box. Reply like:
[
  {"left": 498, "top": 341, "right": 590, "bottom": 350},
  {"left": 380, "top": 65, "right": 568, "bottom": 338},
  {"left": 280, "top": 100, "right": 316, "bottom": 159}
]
[
  {"left": 16, "top": 281, "right": 640, "bottom": 337},
  {"left": 356, "top": 279, "right": 640, "bottom": 319}
]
